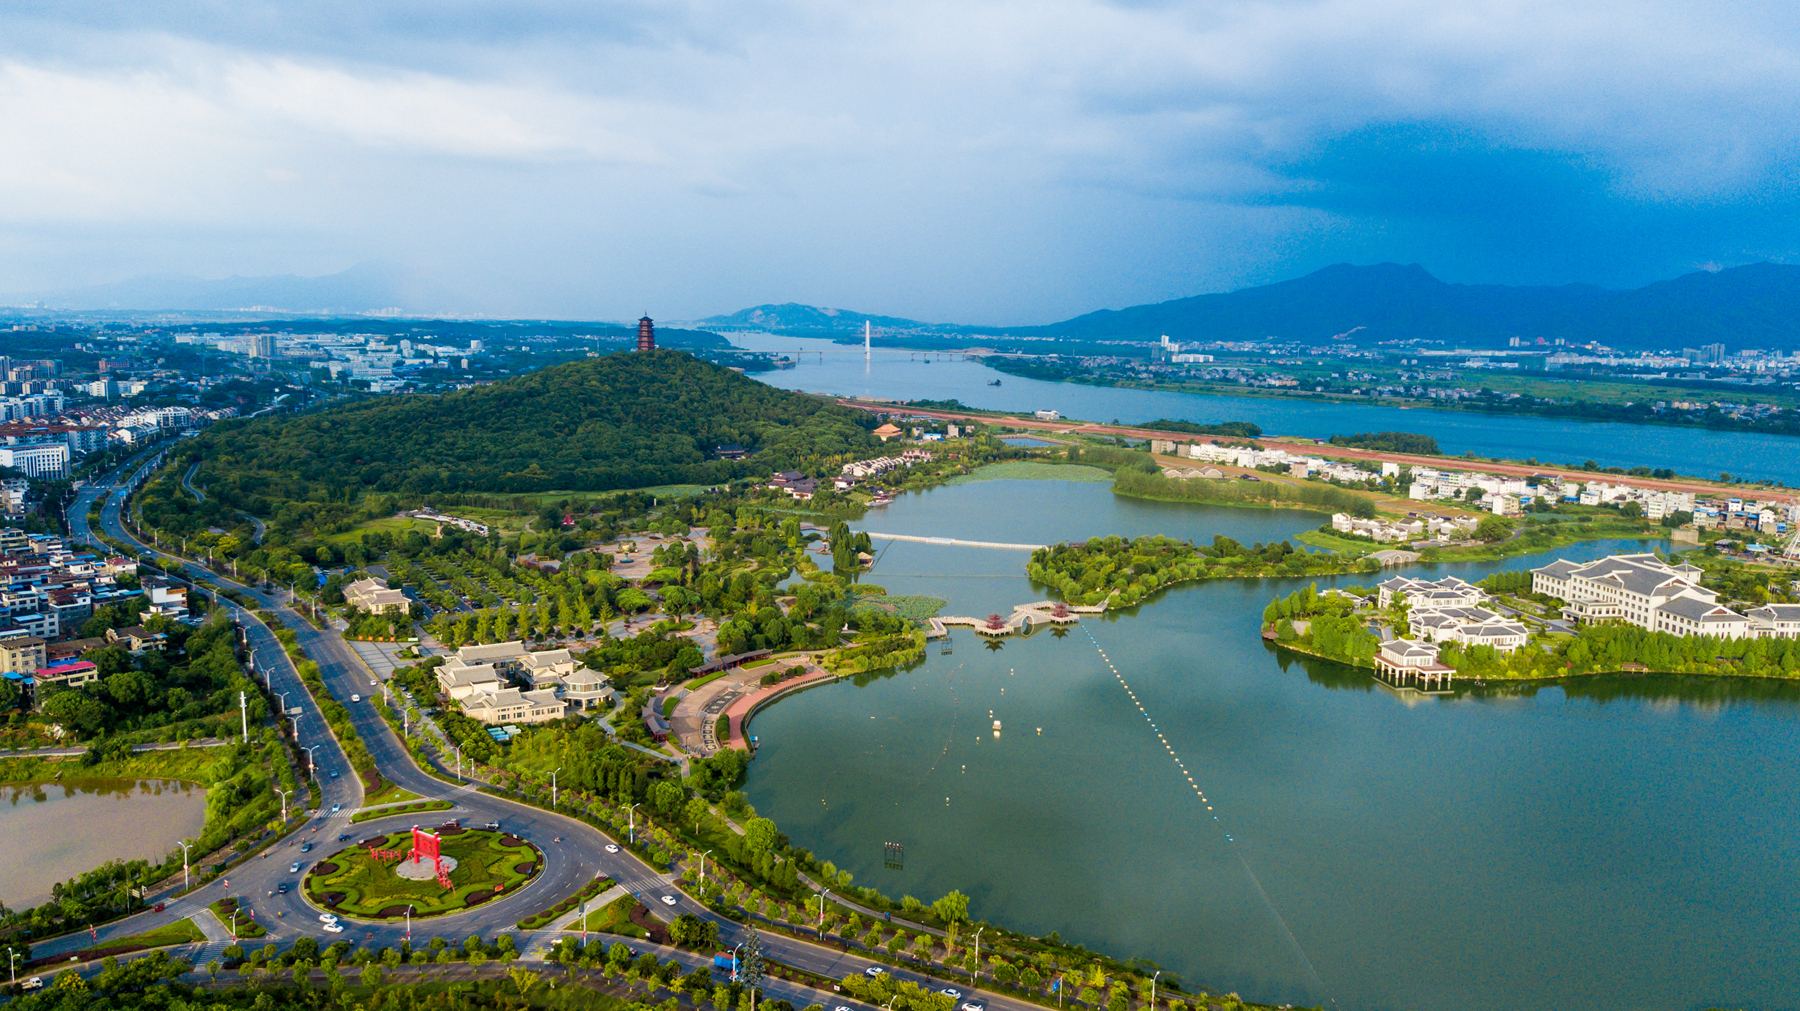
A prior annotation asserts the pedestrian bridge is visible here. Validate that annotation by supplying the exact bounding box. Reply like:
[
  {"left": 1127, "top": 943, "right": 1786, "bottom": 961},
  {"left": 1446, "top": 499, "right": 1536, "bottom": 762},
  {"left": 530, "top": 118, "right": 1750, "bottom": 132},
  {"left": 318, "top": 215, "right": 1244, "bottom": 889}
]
[{"left": 864, "top": 531, "right": 1046, "bottom": 551}]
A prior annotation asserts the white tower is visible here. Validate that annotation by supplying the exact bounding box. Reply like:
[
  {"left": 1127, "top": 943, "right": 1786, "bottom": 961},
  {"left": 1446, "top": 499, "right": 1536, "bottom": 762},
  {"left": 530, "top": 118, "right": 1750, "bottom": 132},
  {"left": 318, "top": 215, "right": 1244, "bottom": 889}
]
[{"left": 864, "top": 320, "right": 872, "bottom": 362}]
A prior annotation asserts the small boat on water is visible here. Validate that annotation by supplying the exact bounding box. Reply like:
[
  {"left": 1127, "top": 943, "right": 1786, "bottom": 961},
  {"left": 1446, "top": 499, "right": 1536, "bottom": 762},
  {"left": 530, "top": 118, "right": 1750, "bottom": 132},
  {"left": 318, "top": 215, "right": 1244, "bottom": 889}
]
[{"left": 988, "top": 379, "right": 1002, "bottom": 386}]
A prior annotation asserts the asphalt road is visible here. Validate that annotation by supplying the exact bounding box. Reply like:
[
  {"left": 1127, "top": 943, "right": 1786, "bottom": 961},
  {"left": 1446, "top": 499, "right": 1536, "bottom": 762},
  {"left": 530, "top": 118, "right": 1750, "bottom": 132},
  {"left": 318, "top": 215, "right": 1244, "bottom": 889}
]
[{"left": 39, "top": 453, "right": 1028, "bottom": 1011}]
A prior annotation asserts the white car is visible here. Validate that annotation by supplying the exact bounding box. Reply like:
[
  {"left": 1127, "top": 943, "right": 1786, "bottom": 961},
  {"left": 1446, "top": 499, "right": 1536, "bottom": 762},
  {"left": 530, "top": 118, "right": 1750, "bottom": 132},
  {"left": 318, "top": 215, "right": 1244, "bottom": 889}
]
[
  {"left": 350, "top": 694, "right": 361, "bottom": 703},
  {"left": 605, "top": 843, "right": 619, "bottom": 854},
  {"left": 962, "top": 1002, "right": 986, "bottom": 1011},
  {"left": 940, "top": 988, "right": 963, "bottom": 1000},
  {"left": 19, "top": 977, "right": 43, "bottom": 991},
  {"left": 660, "top": 895, "right": 678, "bottom": 907},
  {"left": 323, "top": 922, "right": 345, "bottom": 933},
  {"left": 863, "top": 966, "right": 886, "bottom": 977},
  {"left": 318, "top": 913, "right": 337, "bottom": 924}
]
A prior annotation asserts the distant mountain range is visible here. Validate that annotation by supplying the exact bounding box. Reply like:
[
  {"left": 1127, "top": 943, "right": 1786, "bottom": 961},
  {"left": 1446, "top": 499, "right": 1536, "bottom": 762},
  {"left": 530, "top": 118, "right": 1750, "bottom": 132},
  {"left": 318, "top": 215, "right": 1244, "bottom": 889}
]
[
  {"left": 708, "top": 262, "right": 1800, "bottom": 349},
  {"left": 20, "top": 262, "right": 419, "bottom": 315}
]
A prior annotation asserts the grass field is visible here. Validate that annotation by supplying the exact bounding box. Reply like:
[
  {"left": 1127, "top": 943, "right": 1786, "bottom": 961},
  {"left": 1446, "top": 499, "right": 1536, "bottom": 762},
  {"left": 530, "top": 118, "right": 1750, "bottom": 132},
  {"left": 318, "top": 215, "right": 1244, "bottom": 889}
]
[
  {"left": 361, "top": 781, "right": 421, "bottom": 807},
  {"left": 304, "top": 828, "right": 541, "bottom": 919},
  {"left": 562, "top": 894, "right": 647, "bottom": 938},
  {"left": 946, "top": 461, "right": 1112, "bottom": 484},
  {"left": 322, "top": 516, "right": 438, "bottom": 546},
  {"left": 350, "top": 798, "right": 453, "bottom": 824}
]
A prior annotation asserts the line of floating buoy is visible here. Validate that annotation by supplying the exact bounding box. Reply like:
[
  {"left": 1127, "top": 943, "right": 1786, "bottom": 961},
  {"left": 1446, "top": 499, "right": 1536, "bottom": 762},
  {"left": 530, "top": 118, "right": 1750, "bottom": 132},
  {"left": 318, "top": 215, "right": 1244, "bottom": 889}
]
[{"left": 1083, "top": 627, "right": 1226, "bottom": 830}]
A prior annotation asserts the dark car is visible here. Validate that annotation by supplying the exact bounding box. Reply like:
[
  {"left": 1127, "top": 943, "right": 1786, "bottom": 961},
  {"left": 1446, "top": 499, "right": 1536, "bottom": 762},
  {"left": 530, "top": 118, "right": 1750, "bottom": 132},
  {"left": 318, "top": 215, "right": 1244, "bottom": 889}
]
[
  {"left": 299, "top": 842, "right": 312, "bottom": 853},
  {"left": 276, "top": 883, "right": 289, "bottom": 894}
]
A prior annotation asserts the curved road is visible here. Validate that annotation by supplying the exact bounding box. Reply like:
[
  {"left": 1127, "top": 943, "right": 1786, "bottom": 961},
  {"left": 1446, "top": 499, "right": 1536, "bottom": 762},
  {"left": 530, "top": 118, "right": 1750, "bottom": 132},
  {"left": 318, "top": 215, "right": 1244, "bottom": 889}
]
[{"left": 43, "top": 452, "right": 1044, "bottom": 1011}]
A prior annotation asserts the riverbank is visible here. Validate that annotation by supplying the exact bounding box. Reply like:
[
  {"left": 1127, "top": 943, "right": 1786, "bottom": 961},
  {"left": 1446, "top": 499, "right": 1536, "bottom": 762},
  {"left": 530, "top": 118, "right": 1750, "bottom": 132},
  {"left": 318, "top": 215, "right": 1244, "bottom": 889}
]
[
  {"left": 981, "top": 356, "right": 1800, "bottom": 440},
  {"left": 838, "top": 398, "right": 1800, "bottom": 501}
]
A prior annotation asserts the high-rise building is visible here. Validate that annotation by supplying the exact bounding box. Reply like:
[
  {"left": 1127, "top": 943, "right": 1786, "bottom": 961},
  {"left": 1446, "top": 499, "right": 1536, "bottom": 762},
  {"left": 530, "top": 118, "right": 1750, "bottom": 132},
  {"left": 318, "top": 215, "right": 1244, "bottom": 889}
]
[
  {"left": 249, "top": 334, "right": 277, "bottom": 359},
  {"left": 637, "top": 316, "right": 656, "bottom": 351}
]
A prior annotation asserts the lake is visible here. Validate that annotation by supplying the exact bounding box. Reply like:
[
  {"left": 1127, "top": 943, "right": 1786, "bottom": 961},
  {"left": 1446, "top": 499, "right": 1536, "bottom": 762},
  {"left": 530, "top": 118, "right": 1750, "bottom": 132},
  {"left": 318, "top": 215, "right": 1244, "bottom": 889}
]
[
  {"left": 0, "top": 778, "right": 207, "bottom": 908},
  {"left": 743, "top": 474, "right": 1800, "bottom": 1010},
  {"left": 729, "top": 332, "right": 1800, "bottom": 485}
]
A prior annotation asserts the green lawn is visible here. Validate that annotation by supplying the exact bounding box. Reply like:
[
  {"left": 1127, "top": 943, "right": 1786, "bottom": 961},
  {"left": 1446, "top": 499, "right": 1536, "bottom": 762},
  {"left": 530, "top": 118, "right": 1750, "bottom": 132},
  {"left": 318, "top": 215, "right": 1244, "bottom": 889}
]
[
  {"left": 561, "top": 894, "right": 647, "bottom": 938},
  {"left": 350, "top": 798, "right": 453, "bottom": 824},
  {"left": 56, "top": 919, "right": 205, "bottom": 964},
  {"left": 945, "top": 461, "right": 1112, "bottom": 484},
  {"left": 322, "top": 516, "right": 438, "bottom": 546},
  {"left": 361, "top": 781, "right": 421, "bottom": 807},
  {"left": 304, "top": 828, "right": 542, "bottom": 919}
]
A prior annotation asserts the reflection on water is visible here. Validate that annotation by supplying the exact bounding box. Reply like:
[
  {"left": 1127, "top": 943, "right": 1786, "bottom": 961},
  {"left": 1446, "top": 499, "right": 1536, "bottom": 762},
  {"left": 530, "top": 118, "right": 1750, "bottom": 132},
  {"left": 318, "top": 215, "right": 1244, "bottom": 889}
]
[
  {"left": 748, "top": 477, "right": 1800, "bottom": 1011},
  {"left": 0, "top": 778, "right": 207, "bottom": 908}
]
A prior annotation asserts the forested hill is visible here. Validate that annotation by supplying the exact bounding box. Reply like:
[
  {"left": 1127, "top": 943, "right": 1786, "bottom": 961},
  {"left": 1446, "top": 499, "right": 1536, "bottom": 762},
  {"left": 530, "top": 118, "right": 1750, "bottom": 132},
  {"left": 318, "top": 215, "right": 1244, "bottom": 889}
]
[{"left": 186, "top": 350, "right": 876, "bottom": 501}]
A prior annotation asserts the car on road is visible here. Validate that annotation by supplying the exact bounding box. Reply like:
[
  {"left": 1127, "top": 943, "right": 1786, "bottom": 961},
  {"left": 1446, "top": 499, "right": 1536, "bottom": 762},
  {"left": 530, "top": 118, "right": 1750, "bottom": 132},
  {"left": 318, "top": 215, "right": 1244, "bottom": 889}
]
[
  {"left": 863, "top": 967, "right": 886, "bottom": 977},
  {"left": 276, "top": 883, "right": 289, "bottom": 894},
  {"left": 482, "top": 821, "right": 501, "bottom": 831},
  {"left": 961, "top": 1001, "right": 986, "bottom": 1011},
  {"left": 834, "top": 1006, "right": 853, "bottom": 1011},
  {"left": 20, "top": 977, "right": 43, "bottom": 991},
  {"left": 605, "top": 844, "right": 619, "bottom": 854},
  {"left": 330, "top": 804, "right": 341, "bottom": 814},
  {"left": 940, "top": 988, "right": 963, "bottom": 1000},
  {"left": 289, "top": 862, "right": 300, "bottom": 874},
  {"left": 350, "top": 694, "right": 361, "bottom": 703},
  {"left": 299, "top": 842, "right": 312, "bottom": 852},
  {"left": 660, "top": 895, "right": 678, "bottom": 907},
  {"left": 319, "top": 913, "right": 338, "bottom": 924},
  {"left": 338, "top": 834, "right": 351, "bottom": 842},
  {"left": 330, "top": 770, "right": 339, "bottom": 779},
  {"left": 323, "top": 922, "right": 344, "bottom": 933}
]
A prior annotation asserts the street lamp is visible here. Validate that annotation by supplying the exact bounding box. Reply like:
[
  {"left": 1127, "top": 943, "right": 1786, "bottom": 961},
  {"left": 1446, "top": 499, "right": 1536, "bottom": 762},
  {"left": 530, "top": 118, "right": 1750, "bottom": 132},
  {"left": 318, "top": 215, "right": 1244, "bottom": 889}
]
[
  {"left": 628, "top": 803, "right": 640, "bottom": 846},
  {"left": 700, "top": 849, "right": 713, "bottom": 886},
  {"left": 10, "top": 949, "right": 19, "bottom": 985},
  {"left": 454, "top": 745, "right": 462, "bottom": 781},
  {"left": 278, "top": 691, "right": 287, "bottom": 714},
  {"left": 552, "top": 767, "right": 562, "bottom": 809},
  {"left": 275, "top": 787, "right": 290, "bottom": 823},
  {"left": 230, "top": 909, "right": 238, "bottom": 943},
  {"left": 405, "top": 904, "right": 414, "bottom": 943},
  {"left": 816, "top": 889, "right": 830, "bottom": 938},
  {"left": 178, "top": 840, "right": 192, "bottom": 889},
  {"left": 304, "top": 745, "right": 320, "bottom": 778},
  {"left": 974, "top": 926, "right": 985, "bottom": 976},
  {"left": 288, "top": 714, "right": 301, "bottom": 738},
  {"left": 1150, "top": 970, "right": 1161, "bottom": 1011}
]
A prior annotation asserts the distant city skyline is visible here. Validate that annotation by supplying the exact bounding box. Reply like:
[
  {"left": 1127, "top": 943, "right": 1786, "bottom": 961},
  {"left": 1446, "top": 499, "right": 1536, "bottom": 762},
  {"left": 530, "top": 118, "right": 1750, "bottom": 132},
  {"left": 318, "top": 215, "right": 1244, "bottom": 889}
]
[{"left": 1, "top": 1, "right": 1796, "bottom": 322}]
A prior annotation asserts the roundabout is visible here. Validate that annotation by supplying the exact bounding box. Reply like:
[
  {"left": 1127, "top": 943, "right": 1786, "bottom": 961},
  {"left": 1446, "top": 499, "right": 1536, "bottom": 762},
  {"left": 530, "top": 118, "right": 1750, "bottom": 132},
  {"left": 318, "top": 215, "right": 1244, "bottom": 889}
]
[{"left": 303, "top": 826, "right": 543, "bottom": 920}]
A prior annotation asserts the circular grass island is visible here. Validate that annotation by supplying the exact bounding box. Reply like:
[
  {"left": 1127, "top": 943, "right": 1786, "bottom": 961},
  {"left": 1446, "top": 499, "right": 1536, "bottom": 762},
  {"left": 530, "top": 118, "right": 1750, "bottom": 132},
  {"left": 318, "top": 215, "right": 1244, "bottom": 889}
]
[{"left": 304, "top": 827, "right": 543, "bottom": 919}]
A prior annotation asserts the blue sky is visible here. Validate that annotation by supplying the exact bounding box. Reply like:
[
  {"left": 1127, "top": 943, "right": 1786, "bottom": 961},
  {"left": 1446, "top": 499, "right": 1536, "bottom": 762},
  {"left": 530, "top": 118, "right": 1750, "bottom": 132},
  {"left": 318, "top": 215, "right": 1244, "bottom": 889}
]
[{"left": 0, "top": 0, "right": 1795, "bottom": 321}]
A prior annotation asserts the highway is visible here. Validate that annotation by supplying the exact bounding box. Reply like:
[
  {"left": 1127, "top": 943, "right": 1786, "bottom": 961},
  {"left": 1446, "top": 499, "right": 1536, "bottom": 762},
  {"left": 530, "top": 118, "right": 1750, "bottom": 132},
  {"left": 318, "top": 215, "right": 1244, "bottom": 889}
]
[{"left": 37, "top": 450, "right": 1027, "bottom": 1011}]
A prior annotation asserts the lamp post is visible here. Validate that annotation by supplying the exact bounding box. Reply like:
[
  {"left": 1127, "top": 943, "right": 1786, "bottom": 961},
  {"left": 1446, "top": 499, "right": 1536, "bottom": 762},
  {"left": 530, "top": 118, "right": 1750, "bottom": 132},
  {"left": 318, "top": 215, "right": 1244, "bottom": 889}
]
[
  {"left": 974, "top": 926, "right": 985, "bottom": 977},
  {"left": 305, "top": 745, "right": 320, "bottom": 778},
  {"left": 275, "top": 787, "right": 290, "bottom": 823},
  {"left": 552, "top": 767, "right": 562, "bottom": 809},
  {"left": 178, "top": 840, "right": 192, "bottom": 889},
  {"left": 288, "top": 714, "right": 301, "bottom": 739},
  {"left": 816, "top": 889, "right": 830, "bottom": 938},
  {"left": 405, "top": 905, "right": 413, "bottom": 943},
  {"left": 230, "top": 909, "right": 238, "bottom": 943},
  {"left": 700, "top": 849, "right": 713, "bottom": 887},
  {"left": 11, "top": 949, "right": 20, "bottom": 985},
  {"left": 1150, "top": 970, "right": 1161, "bottom": 1011},
  {"left": 454, "top": 746, "right": 462, "bottom": 781},
  {"left": 628, "top": 803, "right": 640, "bottom": 846},
  {"left": 278, "top": 691, "right": 287, "bottom": 715}
]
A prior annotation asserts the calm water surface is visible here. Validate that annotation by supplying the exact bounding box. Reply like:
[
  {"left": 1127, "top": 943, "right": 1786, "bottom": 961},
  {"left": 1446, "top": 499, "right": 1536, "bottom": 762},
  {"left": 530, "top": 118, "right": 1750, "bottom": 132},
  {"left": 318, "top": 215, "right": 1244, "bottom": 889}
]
[
  {"left": 730, "top": 332, "right": 1800, "bottom": 485},
  {"left": 744, "top": 476, "right": 1800, "bottom": 1010},
  {"left": 0, "top": 778, "right": 206, "bottom": 907}
]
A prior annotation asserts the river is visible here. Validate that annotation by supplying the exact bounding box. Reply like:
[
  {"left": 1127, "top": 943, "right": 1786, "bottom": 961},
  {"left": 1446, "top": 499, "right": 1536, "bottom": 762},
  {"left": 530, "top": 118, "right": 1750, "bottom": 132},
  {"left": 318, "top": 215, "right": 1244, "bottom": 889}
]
[
  {"left": 742, "top": 473, "right": 1800, "bottom": 1010},
  {"left": 727, "top": 332, "right": 1800, "bottom": 485},
  {"left": 0, "top": 778, "right": 207, "bottom": 908}
]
